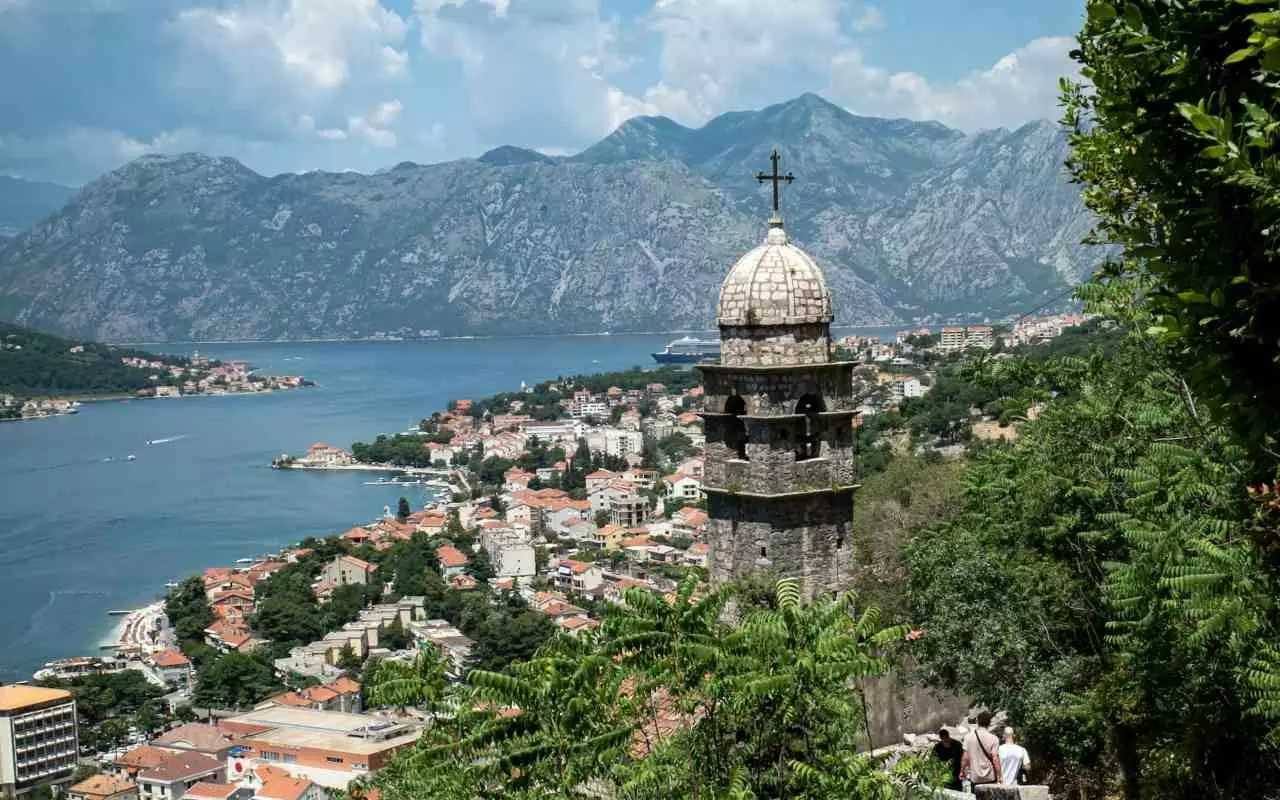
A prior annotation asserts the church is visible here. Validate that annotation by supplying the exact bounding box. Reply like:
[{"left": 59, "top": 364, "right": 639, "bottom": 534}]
[{"left": 699, "top": 150, "right": 857, "bottom": 599}]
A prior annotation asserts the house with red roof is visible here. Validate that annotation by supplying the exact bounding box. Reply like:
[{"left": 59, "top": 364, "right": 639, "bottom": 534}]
[
  {"left": 147, "top": 648, "right": 193, "bottom": 689},
  {"left": 553, "top": 559, "right": 603, "bottom": 593},
  {"left": 183, "top": 782, "right": 251, "bottom": 800},
  {"left": 663, "top": 472, "right": 703, "bottom": 502},
  {"left": 203, "top": 620, "right": 256, "bottom": 653},
  {"left": 435, "top": 545, "right": 469, "bottom": 578}
]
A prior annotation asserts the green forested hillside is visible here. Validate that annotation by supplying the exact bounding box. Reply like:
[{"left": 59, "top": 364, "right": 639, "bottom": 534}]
[{"left": 0, "top": 322, "right": 185, "bottom": 395}]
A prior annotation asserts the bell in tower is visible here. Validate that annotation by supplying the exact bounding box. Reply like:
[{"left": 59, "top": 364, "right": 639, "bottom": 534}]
[{"left": 698, "top": 149, "right": 858, "bottom": 599}]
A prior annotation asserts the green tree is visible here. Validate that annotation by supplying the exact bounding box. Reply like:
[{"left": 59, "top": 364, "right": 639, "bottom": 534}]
[
  {"left": 192, "top": 652, "right": 282, "bottom": 710},
  {"left": 1065, "top": 0, "right": 1280, "bottom": 462},
  {"left": 397, "top": 496, "right": 412, "bottom": 522},
  {"left": 380, "top": 616, "right": 412, "bottom": 651},
  {"left": 905, "top": 313, "right": 1280, "bottom": 799},
  {"left": 252, "top": 593, "right": 323, "bottom": 651},
  {"left": 132, "top": 702, "right": 164, "bottom": 737},
  {"left": 337, "top": 643, "right": 362, "bottom": 672},
  {"left": 366, "top": 647, "right": 449, "bottom": 710},
  {"left": 165, "top": 576, "right": 215, "bottom": 648}
]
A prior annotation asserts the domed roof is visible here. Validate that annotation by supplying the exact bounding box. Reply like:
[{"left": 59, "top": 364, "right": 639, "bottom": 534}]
[{"left": 717, "top": 218, "right": 833, "bottom": 326}]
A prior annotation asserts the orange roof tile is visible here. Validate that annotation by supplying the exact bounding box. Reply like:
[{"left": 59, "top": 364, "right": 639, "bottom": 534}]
[
  {"left": 70, "top": 774, "right": 135, "bottom": 798},
  {"left": 435, "top": 545, "right": 469, "bottom": 568},
  {"left": 327, "top": 676, "right": 361, "bottom": 694},
  {"left": 150, "top": 649, "right": 191, "bottom": 668},
  {"left": 183, "top": 782, "right": 239, "bottom": 800},
  {"left": 115, "top": 745, "right": 170, "bottom": 771},
  {"left": 257, "top": 777, "right": 313, "bottom": 800}
]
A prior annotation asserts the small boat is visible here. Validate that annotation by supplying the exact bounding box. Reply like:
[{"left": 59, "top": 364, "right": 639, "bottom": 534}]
[
  {"left": 126, "top": 454, "right": 136, "bottom": 461},
  {"left": 164, "top": 580, "right": 180, "bottom": 589},
  {"left": 235, "top": 557, "right": 254, "bottom": 565}
]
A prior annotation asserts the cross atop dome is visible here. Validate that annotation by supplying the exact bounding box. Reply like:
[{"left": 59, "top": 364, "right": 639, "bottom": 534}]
[{"left": 755, "top": 148, "right": 794, "bottom": 222}]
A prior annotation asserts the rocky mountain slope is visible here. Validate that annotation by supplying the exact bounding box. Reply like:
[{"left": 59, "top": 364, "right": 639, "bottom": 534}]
[
  {"left": 0, "top": 176, "right": 75, "bottom": 238},
  {"left": 0, "top": 94, "right": 1096, "bottom": 342}
]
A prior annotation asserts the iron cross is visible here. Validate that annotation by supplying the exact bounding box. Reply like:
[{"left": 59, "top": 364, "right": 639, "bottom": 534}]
[{"left": 756, "top": 148, "right": 794, "bottom": 214}]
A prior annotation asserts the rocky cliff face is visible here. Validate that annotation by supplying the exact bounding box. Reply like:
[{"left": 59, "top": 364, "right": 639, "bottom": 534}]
[{"left": 0, "top": 94, "right": 1096, "bottom": 342}]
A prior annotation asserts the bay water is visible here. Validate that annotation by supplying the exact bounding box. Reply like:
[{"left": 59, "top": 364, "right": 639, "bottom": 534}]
[{"left": 0, "top": 328, "right": 899, "bottom": 680}]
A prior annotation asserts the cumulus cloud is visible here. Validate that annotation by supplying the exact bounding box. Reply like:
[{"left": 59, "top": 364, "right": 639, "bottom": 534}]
[
  {"left": 413, "top": 0, "right": 639, "bottom": 144},
  {"left": 825, "top": 36, "right": 1077, "bottom": 131}
]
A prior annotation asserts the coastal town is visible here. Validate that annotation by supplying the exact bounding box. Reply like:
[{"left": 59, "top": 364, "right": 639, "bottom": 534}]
[
  {"left": 1, "top": 349, "right": 310, "bottom": 421},
  {"left": 0, "top": 312, "right": 1089, "bottom": 800}
]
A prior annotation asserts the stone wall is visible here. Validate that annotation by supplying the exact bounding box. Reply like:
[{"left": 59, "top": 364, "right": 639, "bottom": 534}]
[
  {"left": 702, "top": 413, "right": 855, "bottom": 494},
  {"left": 720, "top": 323, "right": 831, "bottom": 367},
  {"left": 699, "top": 363, "right": 857, "bottom": 416},
  {"left": 707, "top": 489, "right": 854, "bottom": 598}
]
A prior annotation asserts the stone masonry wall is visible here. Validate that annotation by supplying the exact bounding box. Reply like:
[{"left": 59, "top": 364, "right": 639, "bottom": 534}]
[
  {"left": 720, "top": 323, "right": 831, "bottom": 367},
  {"left": 703, "top": 413, "right": 855, "bottom": 494},
  {"left": 699, "top": 364, "right": 857, "bottom": 416},
  {"left": 707, "top": 490, "right": 854, "bottom": 599}
]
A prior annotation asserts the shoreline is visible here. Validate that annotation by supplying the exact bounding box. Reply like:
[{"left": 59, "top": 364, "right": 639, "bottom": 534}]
[{"left": 99, "top": 601, "right": 167, "bottom": 653}]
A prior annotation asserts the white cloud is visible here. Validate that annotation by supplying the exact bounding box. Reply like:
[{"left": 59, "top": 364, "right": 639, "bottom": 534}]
[
  {"left": 639, "top": 0, "right": 847, "bottom": 123},
  {"left": 825, "top": 36, "right": 1076, "bottom": 131},
  {"left": 371, "top": 98, "right": 402, "bottom": 125},
  {"left": 414, "top": 0, "right": 639, "bottom": 143},
  {"left": 177, "top": 0, "right": 407, "bottom": 92},
  {"left": 852, "top": 5, "right": 885, "bottom": 32}
]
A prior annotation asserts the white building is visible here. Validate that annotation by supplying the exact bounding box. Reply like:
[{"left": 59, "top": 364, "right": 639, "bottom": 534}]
[{"left": 0, "top": 686, "right": 79, "bottom": 798}]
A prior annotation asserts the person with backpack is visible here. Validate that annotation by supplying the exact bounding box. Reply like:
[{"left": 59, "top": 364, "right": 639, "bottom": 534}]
[{"left": 960, "top": 711, "right": 1003, "bottom": 789}]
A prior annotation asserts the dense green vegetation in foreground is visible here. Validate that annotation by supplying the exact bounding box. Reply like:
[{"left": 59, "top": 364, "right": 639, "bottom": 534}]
[{"left": 0, "top": 321, "right": 191, "bottom": 396}]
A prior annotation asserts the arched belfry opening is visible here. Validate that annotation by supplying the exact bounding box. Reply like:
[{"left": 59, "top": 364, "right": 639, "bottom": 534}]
[
  {"left": 796, "top": 393, "right": 825, "bottom": 461},
  {"left": 725, "top": 394, "right": 747, "bottom": 460}
]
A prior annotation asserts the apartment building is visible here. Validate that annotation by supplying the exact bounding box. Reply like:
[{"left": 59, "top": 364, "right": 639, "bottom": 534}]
[{"left": 0, "top": 685, "right": 79, "bottom": 798}]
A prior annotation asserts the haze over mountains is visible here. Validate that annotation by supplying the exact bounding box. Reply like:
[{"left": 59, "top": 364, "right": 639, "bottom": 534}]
[
  {"left": 0, "top": 94, "right": 1095, "bottom": 342},
  {"left": 0, "top": 176, "right": 74, "bottom": 238}
]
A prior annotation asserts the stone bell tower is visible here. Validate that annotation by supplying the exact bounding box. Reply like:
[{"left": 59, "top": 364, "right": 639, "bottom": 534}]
[{"left": 698, "top": 149, "right": 857, "bottom": 599}]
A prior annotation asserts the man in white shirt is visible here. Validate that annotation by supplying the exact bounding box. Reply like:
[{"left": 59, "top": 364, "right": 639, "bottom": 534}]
[{"left": 999, "top": 727, "right": 1031, "bottom": 785}]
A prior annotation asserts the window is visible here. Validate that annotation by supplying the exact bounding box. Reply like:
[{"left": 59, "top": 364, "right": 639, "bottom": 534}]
[
  {"left": 724, "top": 395, "right": 747, "bottom": 460},
  {"left": 283, "top": 754, "right": 297, "bottom": 764},
  {"left": 326, "top": 756, "right": 344, "bottom": 764},
  {"left": 795, "top": 394, "right": 825, "bottom": 461},
  {"left": 759, "top": 546, "right": 767, "bottom": 558},
  {"left": 260, "top": 751, "right": 280, "bottom": 762}
]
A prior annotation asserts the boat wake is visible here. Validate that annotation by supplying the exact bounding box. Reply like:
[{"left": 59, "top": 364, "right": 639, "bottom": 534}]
[{"left": 145, "top": 434, "right": 188, "bottom": 445}]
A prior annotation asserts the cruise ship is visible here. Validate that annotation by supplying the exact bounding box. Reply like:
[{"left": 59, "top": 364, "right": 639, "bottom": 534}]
[{"left": 651, "top": 336, "right": 721, "bottom": 364}]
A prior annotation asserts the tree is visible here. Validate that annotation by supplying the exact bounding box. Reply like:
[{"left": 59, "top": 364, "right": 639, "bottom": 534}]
[
  {"left": 905, "top": 315, "right": 1280, "bottom": 800},
  {"left": 397, "top": 496, "right": 412, "bottom": 522},
  {"left": 337, "top": 643, "right": 362, "bottom": 672},
  {"left": 192, "top": 652, "right": 282, "bottom": 710},
  {"left": 165, "top": 576, "right": 214, "bottom": 648},
  {"left": 251, "top": 593, "right": 323, "bottom": 651},
  {"left": 594, "top": 510, "right": 611, "bottom": 528},
  {"left": 381, "top": 616, "right": 412, "bottom": 651},
  {"left": 365, "top": 647, "right": 449, "bottom": 710},
  {"left": 173, "top": 705, "right": 197, "bottom": 723},
  {"left": 370, "top": 577, "right": 924, "bottom": 800},
  {"left": 132, "top": 702, "right": 164, "bottom": 737},
  {"left": 1065, "top": 0, "right": 1280, "bottom": 465}
]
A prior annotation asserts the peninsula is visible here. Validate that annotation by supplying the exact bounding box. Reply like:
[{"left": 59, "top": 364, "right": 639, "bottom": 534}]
[{"left": 0, "top": 321, "right": 311, "bottom": 420}]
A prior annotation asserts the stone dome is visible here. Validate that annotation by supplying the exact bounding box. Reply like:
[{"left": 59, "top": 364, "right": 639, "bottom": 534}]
[{"left": 717, "top": 218, "right": 833, "bottom": 326}]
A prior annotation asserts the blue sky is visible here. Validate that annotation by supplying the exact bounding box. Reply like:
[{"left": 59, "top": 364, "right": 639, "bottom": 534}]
[{"left": 0, "top": 0, "right": 1085, "bottom": 185}]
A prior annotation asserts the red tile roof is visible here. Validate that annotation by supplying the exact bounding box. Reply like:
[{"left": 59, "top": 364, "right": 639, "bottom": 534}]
[
  {"left": 115, "top": 745, "right": 170, "bottom": 771},
  {"left": 183, "top": 782, "right": 239, "bottom": 800},
  {"left": 327, "top": 676, "right": 361, "bottom": 694},
  {"left": 150, "top": 649, "right": 191, "bottom": 668},
  {"left": 139, "top": 752, "right": 223, "bottom": 782},
  {"left": 257, "top": 776, "right": 313, "bottom": 800},
  {"left": 70, "top": 773, "right": 135, "bottom": 798},
  {"left": 435, "top": 545, "right": 469, "bottom": 568}
]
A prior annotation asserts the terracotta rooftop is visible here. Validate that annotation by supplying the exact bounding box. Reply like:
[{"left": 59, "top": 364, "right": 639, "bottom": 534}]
[
  {"left": 154, "top": 722, "right": 239, "bottom": 752},
  {"left": 68, "top": 773, "right": 136, "bottom": 797},
  {"left": 114, "top": 745, "right": 171, "bottom": 771},
  {"left": 183, "top": 782, "right": 240, "bottom": 800},
  {"left": 257, "top": 776, "right": 313, "bottom": 800},
  {"left": 139, "top": 752, "right": 223, "bottom": 783},
  {"left": 0, "top": 685, "right": 71, "bottom": 711},
  {"left": 150, "top": 649, "right": 191, "bottom": 668}
]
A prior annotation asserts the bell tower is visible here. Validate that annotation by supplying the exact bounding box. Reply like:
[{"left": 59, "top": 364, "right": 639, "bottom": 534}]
[{"left": 698, "top": 149, "right": 857, "bottom": 598}]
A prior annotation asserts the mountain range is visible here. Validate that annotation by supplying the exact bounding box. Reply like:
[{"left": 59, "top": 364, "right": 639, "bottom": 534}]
[{"left": 0, "top": 93, "right": 1096, "bottom": 342}]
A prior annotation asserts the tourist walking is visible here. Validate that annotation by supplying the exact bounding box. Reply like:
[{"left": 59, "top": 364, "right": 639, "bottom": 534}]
[
  {"left": 933, "top": 727, "right": 964, "bottom": 790},
  {"left": 960, "top": 711, "right": 1002, "bottom": 789},
  {"left": 999, "top": 727, "right": 1031, "bottom": 786}
]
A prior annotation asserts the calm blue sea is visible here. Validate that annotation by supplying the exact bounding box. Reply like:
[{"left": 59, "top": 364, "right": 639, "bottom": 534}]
[{"left": 0, "top": 328, "right": 900, "bottom": 680}]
